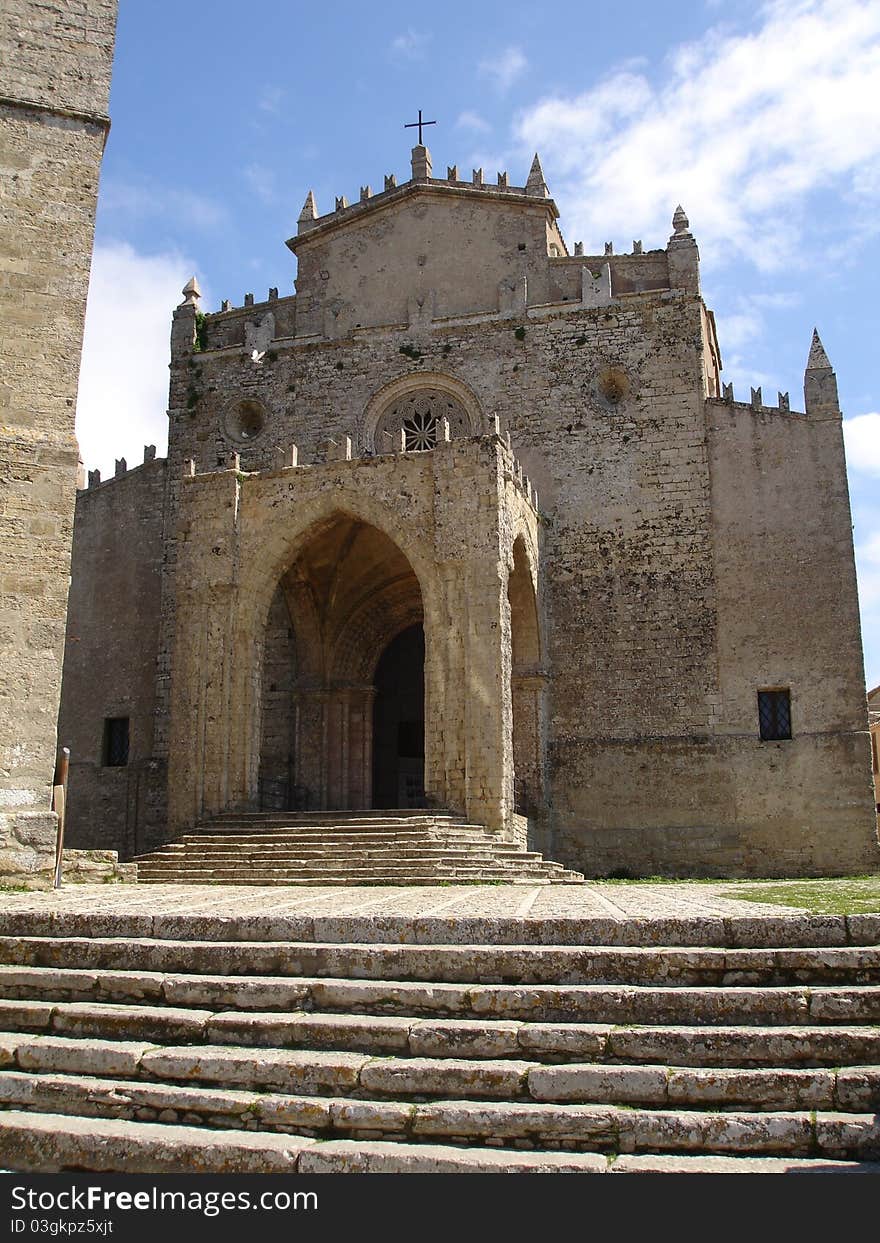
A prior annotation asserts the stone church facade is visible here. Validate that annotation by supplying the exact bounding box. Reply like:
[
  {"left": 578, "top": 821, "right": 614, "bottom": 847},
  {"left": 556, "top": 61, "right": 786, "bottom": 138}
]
[{"left": 58, "top": 144, "right": 879, "bottom": 877}]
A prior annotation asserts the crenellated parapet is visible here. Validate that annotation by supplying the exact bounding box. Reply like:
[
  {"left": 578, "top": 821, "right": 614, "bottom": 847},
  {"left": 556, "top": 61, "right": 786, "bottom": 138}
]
[
  {"left": 179, "top": 428, "right": 540, "bottom": 516},
  {"left": 80, "top": 445, "right": 163, "bottom": 492},
  {"left": 711, "top": 328, "right": 841, "bottom": 424}
]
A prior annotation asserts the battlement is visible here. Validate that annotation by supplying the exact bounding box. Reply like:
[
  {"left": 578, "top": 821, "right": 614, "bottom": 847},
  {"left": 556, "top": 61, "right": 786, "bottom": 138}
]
[
  {"left": 711, "top": 387, "right": 801, "bottom": 418},
  {"left": 80, "top": 445, "right": 164, "bottom": 491},
  {"left": 181, "top": 427, "right": 539, "bottom": 514},
  {"left": 709, "top": 329, "right": 841, "bottom": 422},
  {"left": 291, "top": 149, "right": 560, "bottom": 246}
]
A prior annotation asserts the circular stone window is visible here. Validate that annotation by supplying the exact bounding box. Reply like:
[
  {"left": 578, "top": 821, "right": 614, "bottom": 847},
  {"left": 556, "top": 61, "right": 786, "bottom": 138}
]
[
  {"left": 223, "top": 399, "right": 267, "bottom": 445},
  {"left": 375, "top": 389, "right": 470, "bottom": 452}
]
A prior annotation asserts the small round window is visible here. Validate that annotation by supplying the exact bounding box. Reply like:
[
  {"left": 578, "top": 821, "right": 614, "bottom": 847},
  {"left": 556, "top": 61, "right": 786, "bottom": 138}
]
[{"left": 224, "top": 399, "right": 266, "bottom": 444}]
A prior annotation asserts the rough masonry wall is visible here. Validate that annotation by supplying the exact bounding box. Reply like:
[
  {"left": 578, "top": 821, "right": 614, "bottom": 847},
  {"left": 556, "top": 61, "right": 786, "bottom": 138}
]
[
  {"left": 0, "top": 0, "right": 117, "bottom": 880},
  {"left": 706, "top": 400, "right": 877, "bottom": 873},
  {"left": 293, "top": 192, "right": 559, "bottom": 333},
  {"left": 57, "top": 459, "right": 167, "bottom": 858}
]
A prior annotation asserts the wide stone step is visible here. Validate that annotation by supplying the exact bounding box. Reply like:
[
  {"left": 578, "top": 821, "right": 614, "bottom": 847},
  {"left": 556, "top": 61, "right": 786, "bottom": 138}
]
[
  {"left": 4, "top": 1108, "right": 876, "bottom": 1173},
  {"left": 1, "top": 999, "right": 876, "bottom": 1098},
  {"left": 136, "top": 853, "right": 560, "bottom": 870},
  {"left": 0, "top": 1026, "right": 877, "bottom": 1117},
  {"left": 138, "top": 840, "right": 554, "bottom": 857},
  {"left": 0, "top": 1080, "right": 878, "bottom": 1163},
  {"left": 1, "top": 1068, "right": 879, "bottom": 1143},
  {"left": 3, "top": 938, "right": 879, "bottom": 987},
  {"left": 135, "top": 877, "right": 568, "bottom": 888},
  {"left": 131, "top": 807, "right": 590, "bottom": 886},
  {"left": 2, "top": 1028, "right": 880, "bottom": 1126},
  {"left": 2, "top": 911, "right": 877, "bottom": 947},
  {"left": 2, "top": 984, "right": 879, "bottom": 1066},
  {"left": 134, "top": 860, "right": 566, "bottom": 880},
  {"left": 172, "top": 831, "right": 518, "bottom": 846},
  {"left": 0, "top": 1108, "right": 314, "bottom": 1173},
  {"left": 134, "top": 872, "right": 566, "bottom": 886}
]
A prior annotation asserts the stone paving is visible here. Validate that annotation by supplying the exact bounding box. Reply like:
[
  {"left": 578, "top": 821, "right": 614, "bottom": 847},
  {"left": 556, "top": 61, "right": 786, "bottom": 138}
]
[{"left": 0, "top": 881, "right": 801, "bottom": 920}]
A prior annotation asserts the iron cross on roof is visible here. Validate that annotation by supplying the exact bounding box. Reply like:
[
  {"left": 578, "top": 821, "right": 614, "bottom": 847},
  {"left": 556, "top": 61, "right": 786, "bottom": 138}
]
[{"left": 404, "top": 109, "right": 436, "bottom": 145}]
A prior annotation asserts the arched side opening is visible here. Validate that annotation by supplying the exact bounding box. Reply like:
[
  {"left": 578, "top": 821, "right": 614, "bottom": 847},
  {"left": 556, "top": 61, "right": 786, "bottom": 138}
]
[
  {"left": 508, "top": 534, "right": 545, "bottom": 816},
  {"left": 257, "top": 513, "right": 424, "bottom": 811}
]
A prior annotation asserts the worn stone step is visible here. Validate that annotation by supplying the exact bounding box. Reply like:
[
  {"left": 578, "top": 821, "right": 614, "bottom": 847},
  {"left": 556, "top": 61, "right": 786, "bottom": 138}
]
[
  {"left": 1, "top": 944, "right": 877, "bottom": 1021},
  {"left": 135, "top": 855, "right": 564, "bottom": 875},
  {"left": 135, "top": 876, "right": 568, "bottom": 887},
  {"left": 1, "top": 1033, "right": 374, "bottom": 1095},
  {"left": 4, "top": 1001, "right": 875, "bottom": 1107},
  {"left": 134, "top": 874, "right": 564, "bottom": 886},
  {"left": 3, "top": 1070, "right": 880, "bottom": 1156},
  {"left": 298, "top": 1143, "right": 878, "bottom": 1174},
  {"left": 0, "top": 1109, "right": 313, "bottom": 1173},
  {"left": 3, "top": 990, "right": 880, "bottom": 1070},
  {"left": 2, "top": 1030, "right": 878, "bottom": 1124},
  {"left": 145, "top": 841, "right": 544, "bottom": 855},
  {"left": 5, "top": 910, "right": 874, "bottom": 947},
  {"left": 0, "top": 1096, "right": 876, "bottom": 1170},
  {"left": 6, "top": 939, "right": 880, "bottom": 986},
  {"left": 7, "top": 937, "right": 880, "bottom": 984},
  {"left": 3, "top": 977, "right": 879, "bottom": 1067}
]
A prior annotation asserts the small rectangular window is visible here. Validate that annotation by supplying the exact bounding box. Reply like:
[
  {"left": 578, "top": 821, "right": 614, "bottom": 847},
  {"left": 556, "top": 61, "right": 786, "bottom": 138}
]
[
  {"left": 103, "top": 717, "right": 130, "bottom": 767},
  {"left": 757, "top": 690, "right": 791, "bottom": 741}
]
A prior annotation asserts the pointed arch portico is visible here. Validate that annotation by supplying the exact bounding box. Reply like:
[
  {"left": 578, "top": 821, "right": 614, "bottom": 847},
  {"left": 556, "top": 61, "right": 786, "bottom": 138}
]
[{"left": 166, "top": 434, "right": 542, "bottom": 837}]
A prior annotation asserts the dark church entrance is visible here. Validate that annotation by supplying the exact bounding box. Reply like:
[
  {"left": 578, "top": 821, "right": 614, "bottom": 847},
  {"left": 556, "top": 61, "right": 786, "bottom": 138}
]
[{"left": 372, "top": 624, "right": 425, "bottom": 808}]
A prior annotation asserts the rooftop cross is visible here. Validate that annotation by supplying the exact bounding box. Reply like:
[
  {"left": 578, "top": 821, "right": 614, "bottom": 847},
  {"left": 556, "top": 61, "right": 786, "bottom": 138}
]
[{"left": 404, "top": 109, "right": 436, "bottom": 145}]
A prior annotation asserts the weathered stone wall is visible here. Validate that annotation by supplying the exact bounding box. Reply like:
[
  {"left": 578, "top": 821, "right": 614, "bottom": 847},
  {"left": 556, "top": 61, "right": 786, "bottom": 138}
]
[
  {"left": 0, "top": 0, "right": 117, "bottom": 882},
  {"left": 58, "top": 457, "right": 167, "bottom": 859}
]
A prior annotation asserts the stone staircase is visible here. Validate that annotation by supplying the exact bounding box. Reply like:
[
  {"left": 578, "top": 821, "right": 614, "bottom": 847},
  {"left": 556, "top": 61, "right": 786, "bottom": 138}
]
[
  {"left": 133, "top": 811, "right": 585, "bottom": 885},
  {"left": 0, "top": 911, "right": 878, "bottom": 1172}
]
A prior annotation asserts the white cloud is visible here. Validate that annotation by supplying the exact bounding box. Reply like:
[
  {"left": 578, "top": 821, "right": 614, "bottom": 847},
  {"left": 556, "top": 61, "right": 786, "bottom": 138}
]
[
  {"left": 514, "top": 0, "right": 880, "bottom": 266},
  {"left": 457, "top": 110, "right": 491, "bottom": 134},
  {"left": 844, "top": 413, "right": 880, "bottom": 475},
  {"left": 390, "top": 28, "right": 430, "bottom": 59},
  {"left": 76, "top": 242, "right": 205, "bottom": 476},
  {"left": 479, "top": 46, "right": 527, "bottom": 92}
]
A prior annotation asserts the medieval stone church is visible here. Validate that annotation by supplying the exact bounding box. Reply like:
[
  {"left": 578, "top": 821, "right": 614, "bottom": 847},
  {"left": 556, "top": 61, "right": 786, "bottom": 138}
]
[{"left": 58, "top": 141, "right": 879, "bottom": 878}]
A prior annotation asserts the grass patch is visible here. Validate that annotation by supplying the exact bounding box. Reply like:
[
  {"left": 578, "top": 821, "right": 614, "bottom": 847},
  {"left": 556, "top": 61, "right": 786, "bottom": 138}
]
[{"left": 721, "top": 877, "right": 880, "bottom": 915}]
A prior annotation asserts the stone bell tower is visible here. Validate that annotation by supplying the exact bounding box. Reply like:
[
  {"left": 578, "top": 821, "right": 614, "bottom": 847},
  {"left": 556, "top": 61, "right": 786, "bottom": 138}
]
[{"left": 0, "top": 0, "right": 118, "bottom": 880}]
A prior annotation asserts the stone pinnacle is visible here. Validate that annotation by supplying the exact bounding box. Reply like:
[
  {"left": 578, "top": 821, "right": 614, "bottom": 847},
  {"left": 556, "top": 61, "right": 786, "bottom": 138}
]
[
  {"left": 526, "top": 153, "right": 549, "bottom": 197},
  {"left": 298, "top": 190, "right": 318, "bottom": 224},
  {"left": 180, "top": 276, "right": 201, "bottom": 306},
  {"left": 806, "top": 327, "right": 833, "bottom": 371}
]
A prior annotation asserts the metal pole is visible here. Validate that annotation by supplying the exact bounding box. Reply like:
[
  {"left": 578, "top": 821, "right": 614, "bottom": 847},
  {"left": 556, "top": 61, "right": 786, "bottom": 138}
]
[{"left": 52, "top": 746, "right": 70, "bottom": 890}]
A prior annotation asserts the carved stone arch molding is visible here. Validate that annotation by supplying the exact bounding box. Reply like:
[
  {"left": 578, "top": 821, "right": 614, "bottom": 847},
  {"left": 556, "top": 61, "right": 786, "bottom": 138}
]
[{"left": 363, "top": 371, "right": 484, "bottom": 454}]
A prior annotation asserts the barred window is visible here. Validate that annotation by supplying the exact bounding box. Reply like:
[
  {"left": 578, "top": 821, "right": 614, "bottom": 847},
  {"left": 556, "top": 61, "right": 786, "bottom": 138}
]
[
  {"left": 757, "top": 690, "right": 791, "bottom": 741},
  {"left": 103, "top": 717, "right": 130, "bottom": 767}
]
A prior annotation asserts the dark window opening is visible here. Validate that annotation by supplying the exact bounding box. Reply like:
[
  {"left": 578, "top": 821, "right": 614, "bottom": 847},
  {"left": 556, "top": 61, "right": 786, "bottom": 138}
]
[
  {"left": 397, "top": 720, "right": 424, "bottom": 760},
  {"left": 758, "top": 690, "right": 791, "bottom": 741},
  {"left": 103, "top": 717, "right": 130, "bottom": 767}
]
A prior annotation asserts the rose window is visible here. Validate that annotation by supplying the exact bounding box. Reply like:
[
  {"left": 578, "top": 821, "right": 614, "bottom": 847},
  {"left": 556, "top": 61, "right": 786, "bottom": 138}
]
[{"left": 375, "top": 390, "right": 470, "bottom": 453}]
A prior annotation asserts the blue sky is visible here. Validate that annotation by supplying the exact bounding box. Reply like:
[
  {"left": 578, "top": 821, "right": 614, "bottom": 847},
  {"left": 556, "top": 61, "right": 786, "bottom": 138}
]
[{"left": 77, "top": 0, "right": 880, "bottom": 683}]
